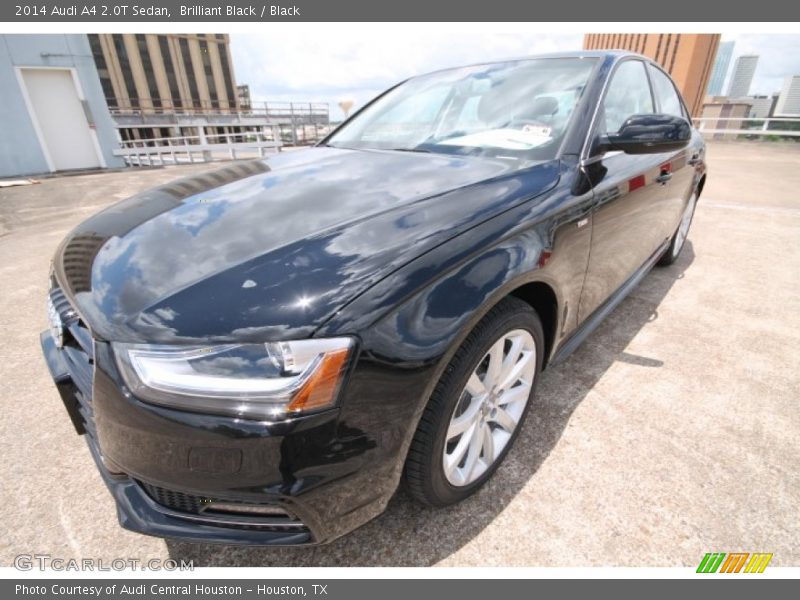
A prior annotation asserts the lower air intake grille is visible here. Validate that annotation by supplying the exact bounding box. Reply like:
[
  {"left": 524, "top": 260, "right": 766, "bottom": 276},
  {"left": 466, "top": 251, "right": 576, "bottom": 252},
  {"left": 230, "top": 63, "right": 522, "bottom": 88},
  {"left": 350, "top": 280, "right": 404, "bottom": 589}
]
[
  {"left": 138, "top": 481, "right": 209, "bottom": 513},
  {"left": 136, "top": 481, "right": 310, "bottom": 535}
]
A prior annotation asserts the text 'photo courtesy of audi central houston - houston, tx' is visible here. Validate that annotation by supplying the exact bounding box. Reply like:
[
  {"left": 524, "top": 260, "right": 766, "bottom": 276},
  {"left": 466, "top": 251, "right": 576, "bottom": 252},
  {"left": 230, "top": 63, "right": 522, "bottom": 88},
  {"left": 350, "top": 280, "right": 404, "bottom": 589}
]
[{"left": 41, "top": 51, "right": 706, "bottom": 545}]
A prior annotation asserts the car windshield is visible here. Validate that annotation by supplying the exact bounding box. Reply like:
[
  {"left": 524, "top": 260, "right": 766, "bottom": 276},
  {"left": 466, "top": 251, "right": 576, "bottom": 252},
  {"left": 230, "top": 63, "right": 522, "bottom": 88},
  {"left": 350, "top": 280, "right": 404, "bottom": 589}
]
[{"left": 327, "top": 57, "right": 598, "bottom": 161}]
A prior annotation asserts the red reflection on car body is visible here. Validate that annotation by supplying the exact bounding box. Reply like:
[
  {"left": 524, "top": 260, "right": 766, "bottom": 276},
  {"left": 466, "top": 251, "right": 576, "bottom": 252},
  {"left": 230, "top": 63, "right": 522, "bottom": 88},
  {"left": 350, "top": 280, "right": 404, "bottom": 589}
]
[{"left": 628, "top": 174, "right": 646, "bottom": 192}]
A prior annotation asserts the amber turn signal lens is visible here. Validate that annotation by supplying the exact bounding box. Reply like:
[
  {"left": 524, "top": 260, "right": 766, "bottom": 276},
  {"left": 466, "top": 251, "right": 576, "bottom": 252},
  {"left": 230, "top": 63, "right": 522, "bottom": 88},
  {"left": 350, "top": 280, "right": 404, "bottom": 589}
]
[{"left": 286, "top": 348, "right": 350, "bottom": 413}]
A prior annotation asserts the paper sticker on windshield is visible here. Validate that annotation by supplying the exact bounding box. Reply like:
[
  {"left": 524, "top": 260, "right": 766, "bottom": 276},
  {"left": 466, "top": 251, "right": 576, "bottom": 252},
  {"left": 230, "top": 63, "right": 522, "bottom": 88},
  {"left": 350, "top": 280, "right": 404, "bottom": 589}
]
[
  {"left": 522, "top": 124, "right": 552, "bottom": 137},
  {"left": 439, "top": 128, "right": 552, "bottom": 150}
]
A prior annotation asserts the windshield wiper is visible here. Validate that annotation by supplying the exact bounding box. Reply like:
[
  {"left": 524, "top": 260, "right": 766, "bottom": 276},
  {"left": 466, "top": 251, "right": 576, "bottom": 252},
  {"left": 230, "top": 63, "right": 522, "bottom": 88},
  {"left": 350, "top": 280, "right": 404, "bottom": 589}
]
[{"left": 388, "top": 147, "right": 432, "bottom": 153}]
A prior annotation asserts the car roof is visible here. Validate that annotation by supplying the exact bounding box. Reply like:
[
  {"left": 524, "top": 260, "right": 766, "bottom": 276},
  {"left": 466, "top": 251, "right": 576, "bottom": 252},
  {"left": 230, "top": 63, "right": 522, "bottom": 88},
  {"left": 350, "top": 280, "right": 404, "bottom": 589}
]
[
  {"left": 416, "top": 50, "right": 649, "bottom": 79},
  {"left": 504, "top": 50, "right": 642, "bottom": 60}
]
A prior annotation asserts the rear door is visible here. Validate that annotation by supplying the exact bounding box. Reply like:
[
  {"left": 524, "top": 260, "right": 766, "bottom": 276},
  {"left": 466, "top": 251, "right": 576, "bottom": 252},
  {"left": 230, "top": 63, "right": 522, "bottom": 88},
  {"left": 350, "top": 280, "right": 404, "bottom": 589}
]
[
  {"left": 578, "top": 59, "right": 668, "bottom": 320},
  {"left": 646, "top": 64, "right": 696, "bottom": 238}
]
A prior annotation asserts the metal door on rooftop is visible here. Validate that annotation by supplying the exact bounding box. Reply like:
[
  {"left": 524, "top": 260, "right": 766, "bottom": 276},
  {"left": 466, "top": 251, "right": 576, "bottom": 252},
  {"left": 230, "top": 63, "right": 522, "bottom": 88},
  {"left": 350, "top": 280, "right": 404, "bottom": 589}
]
[{"left": 19, "top": 68, "right": 102, "bottom": 172}]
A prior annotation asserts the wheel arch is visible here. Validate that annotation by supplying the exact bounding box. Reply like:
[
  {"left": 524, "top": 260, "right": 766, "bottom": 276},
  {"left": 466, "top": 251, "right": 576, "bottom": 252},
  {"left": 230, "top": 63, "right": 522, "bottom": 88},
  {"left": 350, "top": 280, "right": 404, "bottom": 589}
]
[
  {"left": 697, "top": 173, "right": 707, "bottom": 197},
  {"left": 509, "top": 281, "right": 559, "bottom": 367}
]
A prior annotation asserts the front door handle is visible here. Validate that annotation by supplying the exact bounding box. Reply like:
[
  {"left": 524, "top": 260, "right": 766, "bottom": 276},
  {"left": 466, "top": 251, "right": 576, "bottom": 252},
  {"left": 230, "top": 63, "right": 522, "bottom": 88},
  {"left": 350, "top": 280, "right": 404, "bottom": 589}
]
[{"left": 656, "top": 172, "right": 673, "bottom": 184}]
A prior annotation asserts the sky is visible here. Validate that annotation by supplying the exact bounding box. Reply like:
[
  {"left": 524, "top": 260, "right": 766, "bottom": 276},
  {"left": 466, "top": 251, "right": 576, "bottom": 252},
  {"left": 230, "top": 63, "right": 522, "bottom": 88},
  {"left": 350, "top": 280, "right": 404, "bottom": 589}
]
[{"left": 229, "top": 28, "right": 800, "bottom": 120}]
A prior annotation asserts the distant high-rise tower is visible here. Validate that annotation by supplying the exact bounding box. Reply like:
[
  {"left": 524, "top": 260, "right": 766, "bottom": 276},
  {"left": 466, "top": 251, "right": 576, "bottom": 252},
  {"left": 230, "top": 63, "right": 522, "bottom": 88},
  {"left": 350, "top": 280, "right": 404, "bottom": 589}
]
[
  {"left": 727, "top": 55, "right": 759, "bottom": 99},
  {"left": 707, "top": 40, "right": 734, "bottom": 96},
  {"left": 583, "top": 33, "right": 720, "bottom": 116},
  {"left": 237, "top": 84, "right": 251, "bottom": 110}
]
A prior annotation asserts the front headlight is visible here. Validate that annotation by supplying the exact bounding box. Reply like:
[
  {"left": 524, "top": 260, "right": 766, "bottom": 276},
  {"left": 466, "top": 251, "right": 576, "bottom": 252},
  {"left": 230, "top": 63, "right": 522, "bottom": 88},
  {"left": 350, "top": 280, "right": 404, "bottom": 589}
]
[{"left": 113, "top": 338, "right": 354, "bottom": 420}]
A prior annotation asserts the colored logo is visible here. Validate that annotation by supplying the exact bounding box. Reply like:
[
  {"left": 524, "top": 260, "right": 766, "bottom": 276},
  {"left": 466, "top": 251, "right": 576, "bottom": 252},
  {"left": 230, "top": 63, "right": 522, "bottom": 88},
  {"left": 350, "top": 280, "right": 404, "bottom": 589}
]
[{"left": 697, "top": 552, "right": 773, "bottom": 573}]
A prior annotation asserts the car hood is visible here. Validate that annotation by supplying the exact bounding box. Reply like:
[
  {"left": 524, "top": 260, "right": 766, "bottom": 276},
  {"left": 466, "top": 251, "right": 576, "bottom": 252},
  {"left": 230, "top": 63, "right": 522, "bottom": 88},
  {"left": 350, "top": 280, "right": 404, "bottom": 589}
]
[{"left": 54, "top": 147, "right": 560, "bottom": 342}]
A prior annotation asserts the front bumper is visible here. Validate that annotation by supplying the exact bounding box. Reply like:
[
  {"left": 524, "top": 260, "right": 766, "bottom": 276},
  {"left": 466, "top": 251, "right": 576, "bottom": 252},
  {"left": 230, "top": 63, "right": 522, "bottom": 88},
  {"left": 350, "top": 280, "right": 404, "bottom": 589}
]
[
  {"left": 40, "top": 328, "right": 399, "bottom": 546},
  {"left": 83, "top": 414, "right": 312, "bottom": 546}
]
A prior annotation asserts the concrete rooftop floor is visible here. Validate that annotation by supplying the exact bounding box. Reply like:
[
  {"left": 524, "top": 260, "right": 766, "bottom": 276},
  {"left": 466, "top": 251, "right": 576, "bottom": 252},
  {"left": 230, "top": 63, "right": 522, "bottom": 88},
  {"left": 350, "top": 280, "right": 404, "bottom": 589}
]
[{"left": 0, "top": 141, "right": 798, "bottom": 567}]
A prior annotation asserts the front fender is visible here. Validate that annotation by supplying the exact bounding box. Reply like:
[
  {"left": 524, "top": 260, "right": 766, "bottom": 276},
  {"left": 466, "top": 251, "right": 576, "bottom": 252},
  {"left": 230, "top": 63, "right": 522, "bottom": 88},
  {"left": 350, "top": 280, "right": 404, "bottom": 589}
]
[
  {"left": 318, "top": 161, "right": 592, "bottom": 367},
  {"left": 319, "top": 162, "right": 592, "bottom": 415}
]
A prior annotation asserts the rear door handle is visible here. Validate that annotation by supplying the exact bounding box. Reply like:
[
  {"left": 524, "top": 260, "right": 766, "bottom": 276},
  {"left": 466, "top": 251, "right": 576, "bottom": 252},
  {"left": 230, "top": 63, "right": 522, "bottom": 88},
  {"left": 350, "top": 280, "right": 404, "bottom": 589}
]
[
  {"left": 688, "top": 154, "right": 701, "bottom": 166},
  {"left": 655, "top": 172, "right": 673, "bottom": 184}
]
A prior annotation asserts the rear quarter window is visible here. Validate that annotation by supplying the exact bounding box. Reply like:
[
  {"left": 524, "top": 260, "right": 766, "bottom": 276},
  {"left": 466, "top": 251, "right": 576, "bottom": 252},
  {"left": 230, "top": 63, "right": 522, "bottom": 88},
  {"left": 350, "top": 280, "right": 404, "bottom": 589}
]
[
  {"left": 648, "top": 65, "right": 687, "bottom": 119},
  {"left": 601, "top": 60, "right": 654, "bottom": 133}
]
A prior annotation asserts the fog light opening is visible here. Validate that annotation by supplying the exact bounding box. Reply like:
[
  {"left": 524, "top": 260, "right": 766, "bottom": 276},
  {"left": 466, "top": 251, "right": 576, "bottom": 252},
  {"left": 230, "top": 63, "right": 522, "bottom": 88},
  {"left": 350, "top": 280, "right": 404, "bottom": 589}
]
[{"left": 202, "top": 501, "right": 292, "bottom": 518}]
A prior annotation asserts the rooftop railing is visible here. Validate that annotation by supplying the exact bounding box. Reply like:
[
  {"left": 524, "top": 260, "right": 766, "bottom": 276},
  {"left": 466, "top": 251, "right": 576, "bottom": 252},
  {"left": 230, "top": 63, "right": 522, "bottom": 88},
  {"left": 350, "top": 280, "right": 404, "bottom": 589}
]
[
  {"left": 692, "top": 116, "right": 800, "bottom": 138},
  {"left": 113, "top": 129, "right": 283, "bottom": 166},
  {"left": 107, "top": 98, "right": 330, "bottom": 121}
]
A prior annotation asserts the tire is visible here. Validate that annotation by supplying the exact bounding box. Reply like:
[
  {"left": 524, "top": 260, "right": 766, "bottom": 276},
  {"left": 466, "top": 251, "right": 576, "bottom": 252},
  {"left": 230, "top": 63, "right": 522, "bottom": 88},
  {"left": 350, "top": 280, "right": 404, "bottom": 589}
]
[
  {"left": 658, "top": 189, "right": 698, "bottom": 266},
  {"left": 404, "top": 296, "right": 544, "bottom": 507}
]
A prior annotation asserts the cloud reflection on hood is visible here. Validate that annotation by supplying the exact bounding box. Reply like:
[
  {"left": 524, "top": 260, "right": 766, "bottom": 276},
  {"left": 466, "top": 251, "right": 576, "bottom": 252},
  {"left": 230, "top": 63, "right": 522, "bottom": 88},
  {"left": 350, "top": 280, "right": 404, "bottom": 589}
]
[{"left": 56, "top": 147, "right": 559, "bottom": 343}]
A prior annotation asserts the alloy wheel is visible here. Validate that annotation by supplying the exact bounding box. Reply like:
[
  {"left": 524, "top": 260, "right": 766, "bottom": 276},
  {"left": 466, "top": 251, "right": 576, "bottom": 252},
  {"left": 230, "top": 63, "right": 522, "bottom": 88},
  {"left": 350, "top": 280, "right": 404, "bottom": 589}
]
[{"left": 442, "top": 329, "right": 536, "bottom": 487}]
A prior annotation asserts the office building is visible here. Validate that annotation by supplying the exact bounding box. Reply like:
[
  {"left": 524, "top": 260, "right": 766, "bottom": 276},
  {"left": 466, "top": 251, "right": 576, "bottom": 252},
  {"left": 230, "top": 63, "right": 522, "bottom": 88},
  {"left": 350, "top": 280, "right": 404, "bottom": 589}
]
[
  {"left": 87, "top": 34, "right": 239, "bottom": 113},
  {"left": 739, "top": 94, "right": 778, "bottom": 119},
  {"left": 583, "top": 33, "right": 720, "bottom": 116},
  {"left": 707, "top": 40, "right": 734, "bottom": 97},
  {"left": 774, "top": 75, "right": 800, "bottom": 117},
  {"left": 0, "top": 34, "right": 123, "bottom": 178},
  {"left": 701, "top": 98, "right": 752, "bottom": 140},
  {"left": 726, "top": 55, "right": 759, "bottom": 99}
]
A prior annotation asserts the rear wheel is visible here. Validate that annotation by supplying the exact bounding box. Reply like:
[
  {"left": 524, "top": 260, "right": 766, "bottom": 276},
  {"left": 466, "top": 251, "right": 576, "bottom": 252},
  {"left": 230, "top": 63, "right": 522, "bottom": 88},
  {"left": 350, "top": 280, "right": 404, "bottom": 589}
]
[
  {"left": 658, "top": 190, "right": 698, "bottom": 266},
  {"left": 404, "top": 297, "right": 544, "bottom": 507}
]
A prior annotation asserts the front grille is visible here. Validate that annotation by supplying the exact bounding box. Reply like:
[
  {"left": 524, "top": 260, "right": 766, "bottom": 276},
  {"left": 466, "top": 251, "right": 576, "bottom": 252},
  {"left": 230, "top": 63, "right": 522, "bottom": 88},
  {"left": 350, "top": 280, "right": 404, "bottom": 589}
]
[
  {"left": 49, "top": 287, "right": 78, "bottom": 321},
  {"left": 50, "top": 287, "right": 96, "bottom": 438}
]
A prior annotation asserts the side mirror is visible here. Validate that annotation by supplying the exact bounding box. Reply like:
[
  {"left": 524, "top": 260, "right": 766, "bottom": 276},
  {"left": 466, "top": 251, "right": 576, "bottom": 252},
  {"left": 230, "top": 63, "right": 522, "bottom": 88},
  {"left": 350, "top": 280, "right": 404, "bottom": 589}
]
[{"left": 598, "top": 114, "right": 691, "bottom": 154}]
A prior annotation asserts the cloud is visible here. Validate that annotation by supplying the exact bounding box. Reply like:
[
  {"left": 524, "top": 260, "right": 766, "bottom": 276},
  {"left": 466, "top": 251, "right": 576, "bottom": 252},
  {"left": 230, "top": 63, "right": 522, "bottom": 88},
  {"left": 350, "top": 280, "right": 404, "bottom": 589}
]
[
  {"left": 230, "top": 28, "right": 800, "bottom": 118},
  {"left": 723, "top": 34, "right": 800, "bottom": 95},
  {"left": 230, "top": 26, "right": 582, "bottom": 119}
]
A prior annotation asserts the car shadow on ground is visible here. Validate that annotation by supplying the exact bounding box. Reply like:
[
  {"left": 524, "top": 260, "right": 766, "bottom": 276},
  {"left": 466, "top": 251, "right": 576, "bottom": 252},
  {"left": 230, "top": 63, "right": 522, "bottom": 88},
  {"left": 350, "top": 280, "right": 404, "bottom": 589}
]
[{"left": 165, "top": 244, "right": 695, "bottom": 566}]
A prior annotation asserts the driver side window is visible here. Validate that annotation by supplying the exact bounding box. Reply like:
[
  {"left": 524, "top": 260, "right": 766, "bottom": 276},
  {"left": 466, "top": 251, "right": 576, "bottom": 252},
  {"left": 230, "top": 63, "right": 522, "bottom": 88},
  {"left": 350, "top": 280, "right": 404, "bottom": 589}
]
[{"left": 601, "top": 60, "right": 654, "bottom": 134}]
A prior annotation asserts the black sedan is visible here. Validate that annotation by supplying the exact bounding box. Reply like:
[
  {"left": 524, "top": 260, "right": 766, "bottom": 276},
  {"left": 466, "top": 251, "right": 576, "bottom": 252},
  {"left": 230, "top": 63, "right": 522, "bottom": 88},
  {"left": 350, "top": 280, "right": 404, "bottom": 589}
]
[{"left": 41, "top": 51, "right": 706, "bottom": 545}]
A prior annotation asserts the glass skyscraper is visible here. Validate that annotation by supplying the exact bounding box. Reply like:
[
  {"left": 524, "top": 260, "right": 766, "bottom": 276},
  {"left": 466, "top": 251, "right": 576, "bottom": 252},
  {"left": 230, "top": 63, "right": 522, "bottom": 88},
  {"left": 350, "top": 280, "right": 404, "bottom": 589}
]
[{"left": 707, "top": 40, "right": 734, "bottom": 97}]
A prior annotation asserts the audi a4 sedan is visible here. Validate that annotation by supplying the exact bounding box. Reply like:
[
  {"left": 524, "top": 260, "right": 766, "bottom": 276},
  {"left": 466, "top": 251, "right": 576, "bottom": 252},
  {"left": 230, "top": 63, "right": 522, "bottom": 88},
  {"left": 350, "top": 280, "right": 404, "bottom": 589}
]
[{"left": 41, "top": 51, "right": 706, "bottom": 545}]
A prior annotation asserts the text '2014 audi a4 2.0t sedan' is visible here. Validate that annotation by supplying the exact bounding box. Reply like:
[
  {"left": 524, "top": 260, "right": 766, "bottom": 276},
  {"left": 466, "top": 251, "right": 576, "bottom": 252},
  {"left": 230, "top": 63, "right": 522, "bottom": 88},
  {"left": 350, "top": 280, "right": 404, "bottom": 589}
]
[{"left": 41, "top": 51, "right": 706, "bottom": 545}]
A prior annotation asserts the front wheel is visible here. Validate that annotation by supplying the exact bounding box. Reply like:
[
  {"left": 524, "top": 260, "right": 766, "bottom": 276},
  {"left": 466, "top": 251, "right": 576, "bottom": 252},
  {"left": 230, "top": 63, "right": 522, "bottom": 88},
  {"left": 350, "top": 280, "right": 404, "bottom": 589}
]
[
  {"left": 658, "top": 190, "right": 698, "bottom": 266},
  {"left": 404, "top": 297, "right": 544, "bottom": 507}
]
